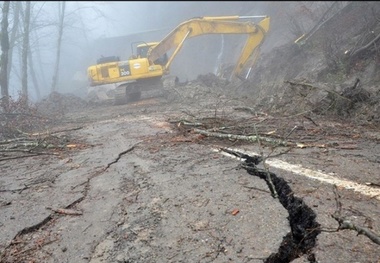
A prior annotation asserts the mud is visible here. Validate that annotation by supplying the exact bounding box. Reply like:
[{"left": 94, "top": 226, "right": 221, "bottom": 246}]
[{"left": 1, "top": 87, "right": 380, "bottom": 263}]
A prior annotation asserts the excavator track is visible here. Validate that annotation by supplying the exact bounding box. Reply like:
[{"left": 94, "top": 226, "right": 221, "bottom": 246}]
[
  {"left": 114, "top": 77, "right": 171, "bottom": 105},
  {"left": 114, "top": 82, "right": 141, "bottom": 105}
]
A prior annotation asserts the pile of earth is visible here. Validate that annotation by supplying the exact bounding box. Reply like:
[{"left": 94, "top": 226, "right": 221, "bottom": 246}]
[{"left": 35, "top": 91, "right": 89, "bottom": 118}]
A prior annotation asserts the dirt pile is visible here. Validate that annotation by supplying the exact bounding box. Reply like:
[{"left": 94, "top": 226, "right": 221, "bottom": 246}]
[
  {"left": 196, "top": 73, "right": 230, "bottom": 88},
  {"left": 238, "top": 2, "right": 380, "bottom": 126},
  {"left": 36, "top": 92, "right": 89, "bottom": 118}
]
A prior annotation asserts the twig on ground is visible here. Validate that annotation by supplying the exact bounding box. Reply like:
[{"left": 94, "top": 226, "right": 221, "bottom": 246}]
[
  {"left": 253, "top": 124, "right": 277, "bottom": 198},
  {"left": 332, "top": 185, "right": 380, "bottom": 245},
  {"left": 46, "top": 207, "right": 83, "bottom": 216}
]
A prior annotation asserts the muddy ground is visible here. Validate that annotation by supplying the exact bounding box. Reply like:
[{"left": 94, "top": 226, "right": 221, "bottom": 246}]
[{"left": 0, "top": 83, "right": 380, "bottom": 263}]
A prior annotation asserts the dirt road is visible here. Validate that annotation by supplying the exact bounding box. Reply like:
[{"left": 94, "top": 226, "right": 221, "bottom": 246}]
[{"left": 1, "top": 93, "right": 379, "bottom": 263}]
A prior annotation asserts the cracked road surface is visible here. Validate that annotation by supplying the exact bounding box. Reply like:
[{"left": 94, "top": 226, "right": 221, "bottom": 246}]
[{"left": 1, "top": 97, "right": 379, "bottom": 263}]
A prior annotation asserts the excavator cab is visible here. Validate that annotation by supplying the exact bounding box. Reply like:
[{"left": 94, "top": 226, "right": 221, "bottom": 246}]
[
  {"left": 136, "top": 42, "right": 155, "bottom": 58},
  {"left": 135, "top": 42, "right": 168, "bottom": 66}
]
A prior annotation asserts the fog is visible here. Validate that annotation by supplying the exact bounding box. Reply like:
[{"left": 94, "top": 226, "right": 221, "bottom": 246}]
[{"left": 2, "top": 1, "right": 328, "bottom": 102}]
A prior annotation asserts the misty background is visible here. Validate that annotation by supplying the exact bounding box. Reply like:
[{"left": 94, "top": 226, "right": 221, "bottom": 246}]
[{"left": 2, "top": 1, "right": 331, "bottom": 102}]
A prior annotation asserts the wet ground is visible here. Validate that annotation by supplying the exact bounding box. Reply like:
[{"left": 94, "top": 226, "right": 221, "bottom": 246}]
[{"left": 0, "top": 93, "right": 379, "bottom": 263}]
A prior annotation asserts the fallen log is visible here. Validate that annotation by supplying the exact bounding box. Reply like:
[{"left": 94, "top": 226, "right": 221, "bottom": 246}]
[{"left": 193, "top": 128, "right": 289, "bottom": 146}]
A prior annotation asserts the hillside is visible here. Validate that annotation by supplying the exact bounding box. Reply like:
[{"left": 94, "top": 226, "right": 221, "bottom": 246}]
[{"left": 241, "top": 1, "right": 380, "bottom": 125}]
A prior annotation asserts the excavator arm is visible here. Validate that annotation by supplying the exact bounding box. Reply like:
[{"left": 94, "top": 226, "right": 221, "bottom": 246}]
[{"left": 148, "top": 15, "right": 270, "bottom": 79}]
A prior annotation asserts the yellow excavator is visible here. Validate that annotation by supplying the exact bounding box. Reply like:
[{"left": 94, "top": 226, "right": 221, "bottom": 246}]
[{"left": 87, "top": 15, "right": 270, "bottom": 105}]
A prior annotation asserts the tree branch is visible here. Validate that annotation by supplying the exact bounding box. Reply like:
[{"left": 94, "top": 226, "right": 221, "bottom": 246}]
[
  {"left": 193, "top": 128, "right": 289, "bottom": 146},
  {"left": 332, "top": 215, "right": 380, "bottom": 245},
  {"left": 332, "top": 185, "right": 380, "bottom": 245},
  {"left": 350, "top": 32, "right": 380, "bottom": 58}
]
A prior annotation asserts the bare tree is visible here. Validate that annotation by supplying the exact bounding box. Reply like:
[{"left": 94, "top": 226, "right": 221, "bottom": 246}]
[
  {"left": 51, "top": 1, "right": 65, "bottom": 92},
  {"left": 295, "top": 2, "right": 350, "bottom": 45},
  {"left": 21, "top": 1, "right": 31, "bottom": 102},
  {"left": 28, "top": 43, "right": 41, "bottom": 100},
  {"left": 7, "top": 1, "right": 21, "bottom": 83},
  {"left": 348, "top": 2, "right": 380, "bottom": 60},
  {"left": 0, "top": 1, "right": 10, "bottom": 111}
]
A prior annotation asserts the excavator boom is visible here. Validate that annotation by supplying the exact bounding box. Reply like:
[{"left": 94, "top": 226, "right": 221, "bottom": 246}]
[{"left": 148, "top": 15, "right": 270, "bottom": 79}]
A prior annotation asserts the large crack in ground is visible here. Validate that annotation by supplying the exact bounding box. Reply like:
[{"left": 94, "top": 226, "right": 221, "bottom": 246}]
[{"left": 221, "top": 148, "right": 321, "bottom": 263}]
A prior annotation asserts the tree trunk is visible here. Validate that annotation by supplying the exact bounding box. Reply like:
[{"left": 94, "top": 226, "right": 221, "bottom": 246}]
[
  {"left": 32, "top": 30, "right": 48, "bottom": 90},
  {"left": 28, "top": 45, "right": 41, "bottom": 101},
  {"left": 0, "top": 1, "right": 10, "bottom": 111},
  {"left": 7, "top": 1, "right": 21, "bottom": 83},
  {"left": 21, "top": 1, "right": 31, "bottom": 102},
  {"left": 51, "top": 1, "right": 65, "bottom": 93}
]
